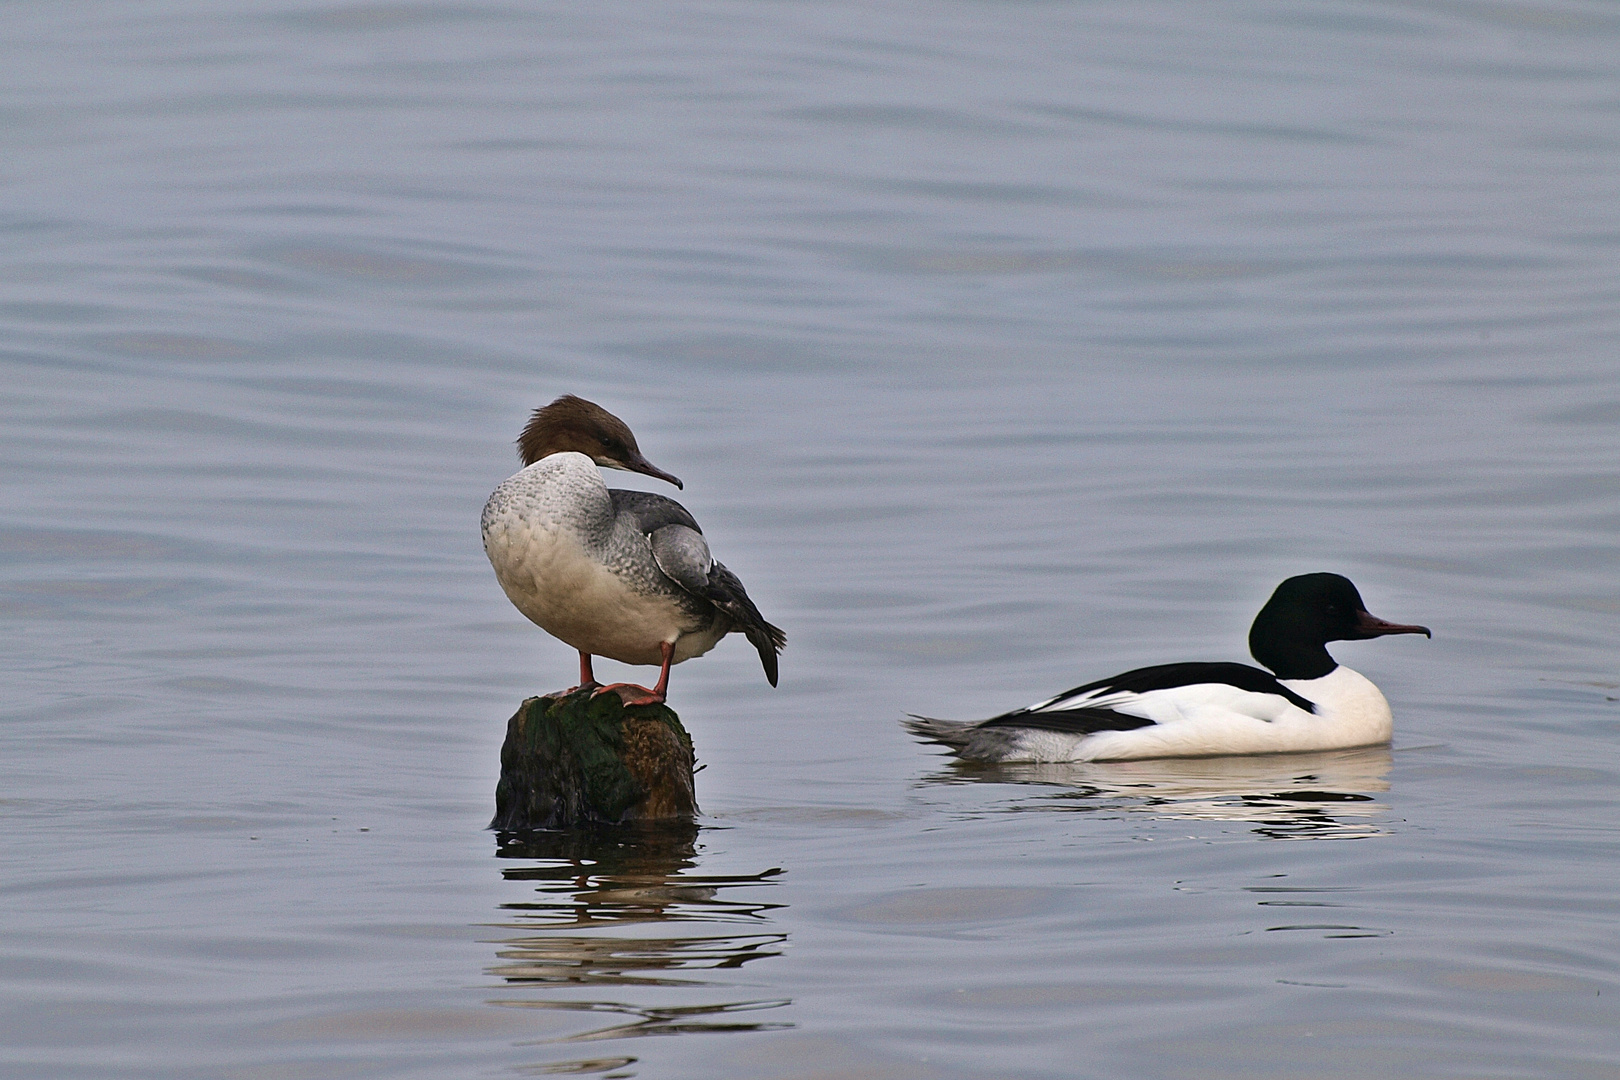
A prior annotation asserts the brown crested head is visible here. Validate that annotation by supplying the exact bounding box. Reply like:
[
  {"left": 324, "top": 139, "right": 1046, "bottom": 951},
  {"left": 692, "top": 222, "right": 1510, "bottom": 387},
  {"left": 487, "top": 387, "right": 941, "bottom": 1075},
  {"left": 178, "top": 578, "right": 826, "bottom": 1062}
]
[{"left": 516, "top": 395, "right": 683, "bottom": 489}]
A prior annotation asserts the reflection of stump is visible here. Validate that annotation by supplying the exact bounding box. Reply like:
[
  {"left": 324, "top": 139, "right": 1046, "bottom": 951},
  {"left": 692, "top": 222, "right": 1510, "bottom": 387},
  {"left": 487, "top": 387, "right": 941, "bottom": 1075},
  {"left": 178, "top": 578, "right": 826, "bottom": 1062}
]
[{"left": 491, "top": 689, "right": 697, "bottom": 830}]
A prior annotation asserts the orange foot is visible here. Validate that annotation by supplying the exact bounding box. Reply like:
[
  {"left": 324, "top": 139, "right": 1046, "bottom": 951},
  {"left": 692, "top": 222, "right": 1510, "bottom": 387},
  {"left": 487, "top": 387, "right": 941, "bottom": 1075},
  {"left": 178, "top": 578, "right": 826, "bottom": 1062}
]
[
  {"left": 592, "top": 682, "right": 665, "bottom": 707},
  {"left": 552, "top": 680, "right": 600, "bottom": 697}
]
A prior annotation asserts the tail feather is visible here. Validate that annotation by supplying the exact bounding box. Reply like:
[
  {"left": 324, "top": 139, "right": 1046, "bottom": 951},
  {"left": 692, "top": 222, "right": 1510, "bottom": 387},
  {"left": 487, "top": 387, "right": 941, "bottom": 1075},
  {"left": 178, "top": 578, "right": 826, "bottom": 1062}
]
[
  {"left": 705, "top": 561, "right": 785, "bottom": 687},
  {"left": 904, "top": 714, "right": 1032, "bottom": 762},
  {"left": 901, "top": 715, "right": 978, "bottom": 749}
]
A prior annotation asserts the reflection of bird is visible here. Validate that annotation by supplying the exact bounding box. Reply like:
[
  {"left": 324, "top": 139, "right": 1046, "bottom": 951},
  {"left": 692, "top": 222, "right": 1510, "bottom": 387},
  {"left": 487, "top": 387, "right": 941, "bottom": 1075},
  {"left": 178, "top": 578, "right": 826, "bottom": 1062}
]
[
  {"left": 907, "top": 574, "right": 1428, "bottom": 762},
  {"left": 482, "top": 396, "right": 783, "bottom": 705},
  {"left": 925, "top": 746, "right": 1396, "bottom": 839}
]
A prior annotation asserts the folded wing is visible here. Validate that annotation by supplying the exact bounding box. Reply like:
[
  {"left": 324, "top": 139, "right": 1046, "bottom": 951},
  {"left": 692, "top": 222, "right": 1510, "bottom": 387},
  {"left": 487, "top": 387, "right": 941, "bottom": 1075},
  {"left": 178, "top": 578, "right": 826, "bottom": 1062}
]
[
  {"left": 979, "top": 661, "right": 1316, "bottom": 734},
  {"left": 613, "top": 490, "right": 785, "bottom": 686}
]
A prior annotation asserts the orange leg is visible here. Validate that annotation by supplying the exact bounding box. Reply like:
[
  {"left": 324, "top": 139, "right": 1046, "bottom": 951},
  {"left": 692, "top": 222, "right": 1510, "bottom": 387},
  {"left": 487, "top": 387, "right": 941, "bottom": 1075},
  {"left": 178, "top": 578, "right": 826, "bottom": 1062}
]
[
  {"left": 555, "top": 651, "right": 600, "bottom": 696},
  {"left": 593, "top": 641, "right": 675, "bottom": 706},
  {"left": 649, "top": 640, "right": 674, "bottom": 699}
]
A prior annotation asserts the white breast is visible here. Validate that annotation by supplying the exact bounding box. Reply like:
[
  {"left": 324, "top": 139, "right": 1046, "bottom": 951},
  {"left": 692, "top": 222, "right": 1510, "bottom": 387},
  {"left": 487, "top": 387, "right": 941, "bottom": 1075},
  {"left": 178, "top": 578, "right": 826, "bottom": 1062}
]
[{"left": 481, "top": 453, "right": 717, "bottom": 666}]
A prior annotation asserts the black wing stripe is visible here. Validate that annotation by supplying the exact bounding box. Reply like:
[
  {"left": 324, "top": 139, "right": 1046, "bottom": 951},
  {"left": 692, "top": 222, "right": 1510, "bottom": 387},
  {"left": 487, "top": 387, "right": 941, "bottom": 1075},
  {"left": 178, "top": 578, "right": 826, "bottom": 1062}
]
[
  {"left": 1041, "top": 661, "right": 1317, "bottom": 714},
  {"left": 981, "top": 708, "right": 1158, "bottom": 735}
]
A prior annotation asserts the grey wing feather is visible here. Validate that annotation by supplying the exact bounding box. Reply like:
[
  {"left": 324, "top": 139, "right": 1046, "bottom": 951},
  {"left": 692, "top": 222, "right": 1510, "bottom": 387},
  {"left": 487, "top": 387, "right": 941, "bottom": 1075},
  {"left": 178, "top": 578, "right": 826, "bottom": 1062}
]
[
  {"left": 649, "top": 524, "right": 715, "bottom": 593},
  {"left": 641, "top": 518, "right": 785, "bottom": 688}
]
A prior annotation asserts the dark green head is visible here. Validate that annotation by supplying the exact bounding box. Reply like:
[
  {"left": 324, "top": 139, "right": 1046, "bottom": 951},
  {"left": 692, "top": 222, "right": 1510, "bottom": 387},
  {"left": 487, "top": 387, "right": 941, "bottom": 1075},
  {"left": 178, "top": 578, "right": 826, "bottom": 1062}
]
[{"left": 1249, "top": 573, "right": 1429, "bottom": 680}]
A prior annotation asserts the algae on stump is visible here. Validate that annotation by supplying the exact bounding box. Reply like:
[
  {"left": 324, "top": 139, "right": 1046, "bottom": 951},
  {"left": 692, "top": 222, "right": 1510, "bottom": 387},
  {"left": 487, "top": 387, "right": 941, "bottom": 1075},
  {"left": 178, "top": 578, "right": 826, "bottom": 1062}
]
[{"left": 491, "top": 688, "right": 697, "bottom": 830}]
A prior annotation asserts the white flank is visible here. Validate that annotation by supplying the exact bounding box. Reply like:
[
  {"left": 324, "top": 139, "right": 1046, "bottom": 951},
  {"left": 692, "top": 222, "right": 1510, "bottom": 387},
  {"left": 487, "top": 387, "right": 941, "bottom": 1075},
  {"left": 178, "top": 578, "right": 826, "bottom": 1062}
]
[{"left": 1000, "top": 666, "right": 1394, "bottom": 762}]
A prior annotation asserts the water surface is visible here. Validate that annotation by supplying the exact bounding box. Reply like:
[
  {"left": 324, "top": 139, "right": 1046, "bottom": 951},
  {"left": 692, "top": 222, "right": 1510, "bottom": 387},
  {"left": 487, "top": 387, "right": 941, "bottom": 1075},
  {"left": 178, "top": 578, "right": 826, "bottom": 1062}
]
[{"left": 4, "top": 2, "right": 1619, "bottom": 1077}]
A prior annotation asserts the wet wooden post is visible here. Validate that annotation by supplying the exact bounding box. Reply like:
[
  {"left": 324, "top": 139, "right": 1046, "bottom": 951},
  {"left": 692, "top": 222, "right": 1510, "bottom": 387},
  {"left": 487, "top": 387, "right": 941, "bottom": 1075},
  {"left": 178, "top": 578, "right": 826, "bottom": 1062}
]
[{"left": 490, "top": 688, "right": 697, "bottom": 830}]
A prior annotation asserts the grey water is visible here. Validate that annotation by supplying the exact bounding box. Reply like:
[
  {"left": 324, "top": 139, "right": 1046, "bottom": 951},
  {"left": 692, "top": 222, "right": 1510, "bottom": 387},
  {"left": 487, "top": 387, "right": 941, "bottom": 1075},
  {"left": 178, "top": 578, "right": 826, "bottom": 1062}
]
[{"left": 3, "top": 1, "right": 1619, "bottom": 1076}]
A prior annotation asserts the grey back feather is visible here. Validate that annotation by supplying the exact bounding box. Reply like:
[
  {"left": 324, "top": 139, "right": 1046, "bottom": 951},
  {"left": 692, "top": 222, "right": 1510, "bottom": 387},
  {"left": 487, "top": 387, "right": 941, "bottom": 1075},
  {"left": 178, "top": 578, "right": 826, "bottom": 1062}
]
[{"left": 609, "top": 489, "right": 702, "bottom": 535}]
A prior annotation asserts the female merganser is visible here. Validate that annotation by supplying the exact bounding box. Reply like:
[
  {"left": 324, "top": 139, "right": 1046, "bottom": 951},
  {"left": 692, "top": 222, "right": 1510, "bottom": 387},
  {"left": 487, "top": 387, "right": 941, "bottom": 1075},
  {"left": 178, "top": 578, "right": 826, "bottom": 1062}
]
[
  {"left": 482, "top": 395, "right": 784, "bottom": 705},
  {"left": 905, "top": 573, "right": 1428, "bottom": 762}
]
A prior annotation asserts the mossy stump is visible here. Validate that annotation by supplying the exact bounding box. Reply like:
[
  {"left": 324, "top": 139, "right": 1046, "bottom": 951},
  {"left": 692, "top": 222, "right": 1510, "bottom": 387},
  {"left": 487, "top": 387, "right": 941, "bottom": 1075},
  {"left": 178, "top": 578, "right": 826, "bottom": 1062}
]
[{"left": 491, "top": 688, "right": 697, "bottom": 830}]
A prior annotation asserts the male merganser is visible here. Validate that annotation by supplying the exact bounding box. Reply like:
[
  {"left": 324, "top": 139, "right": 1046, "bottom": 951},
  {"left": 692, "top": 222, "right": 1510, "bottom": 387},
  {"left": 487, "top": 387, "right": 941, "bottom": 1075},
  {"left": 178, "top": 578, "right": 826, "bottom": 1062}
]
[
  {"left": 482, "top": 395, "right": 784, "bottom": 705},
  {"left": 905, "top": 573, "right": 1428, "bottom": 762}
]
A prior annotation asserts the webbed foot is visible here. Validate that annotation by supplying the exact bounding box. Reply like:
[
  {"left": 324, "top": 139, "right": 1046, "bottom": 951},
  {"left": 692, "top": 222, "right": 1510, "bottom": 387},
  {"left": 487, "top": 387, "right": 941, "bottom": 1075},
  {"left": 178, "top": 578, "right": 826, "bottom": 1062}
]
[{"left": 592, "top": 682, "right": 666, "bottom": 707}]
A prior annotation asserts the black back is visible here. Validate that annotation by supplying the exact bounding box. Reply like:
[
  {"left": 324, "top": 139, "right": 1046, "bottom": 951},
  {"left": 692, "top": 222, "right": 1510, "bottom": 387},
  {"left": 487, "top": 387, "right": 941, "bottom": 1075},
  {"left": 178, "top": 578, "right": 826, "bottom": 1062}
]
[
  {"left": 1046, "top": 661, "right": 1318, "bottom": 713},
  {"left": 980, "top": 707, "right": 1158, "bottom": 735},
  {"left": 979, "top": 660, "right": 1317, "bottom": 735}
]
